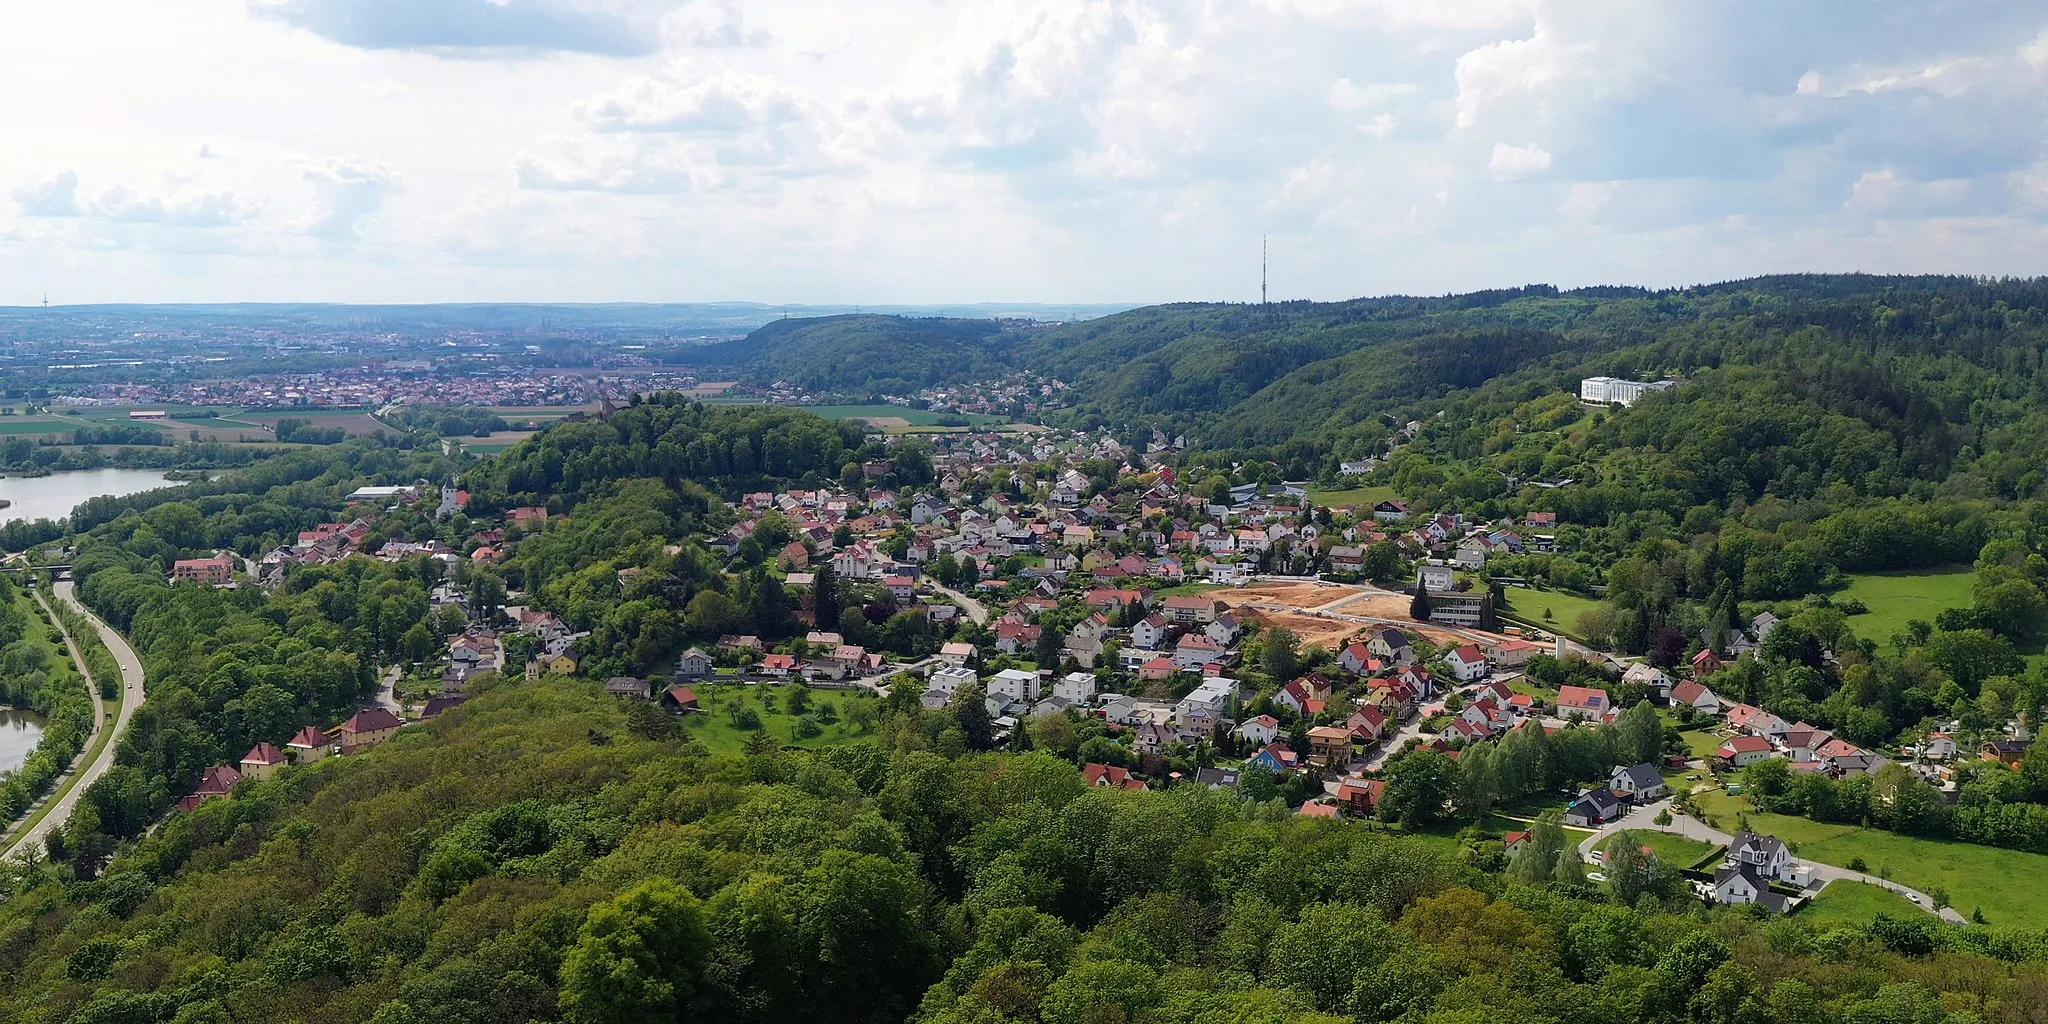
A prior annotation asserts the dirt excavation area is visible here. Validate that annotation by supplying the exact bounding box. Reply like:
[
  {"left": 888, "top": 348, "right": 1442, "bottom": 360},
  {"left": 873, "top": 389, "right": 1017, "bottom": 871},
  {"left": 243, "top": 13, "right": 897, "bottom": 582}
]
[
  {"left": 1214, "top": 582, "right": 1477, "bottom": 651},
  {"left": 1236, "top": 608, "right": 1358, "bottom": 651}
]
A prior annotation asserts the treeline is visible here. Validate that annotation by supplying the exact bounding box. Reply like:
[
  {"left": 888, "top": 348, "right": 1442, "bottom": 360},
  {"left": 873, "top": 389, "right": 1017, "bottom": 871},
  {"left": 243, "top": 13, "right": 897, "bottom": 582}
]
[
  {"left": 1746, "top": 740, "right": 2048, "bottom": 856},
  {"left": 692, "top": 314, "right": 1015, "bottom": 393},
  {"left": 0, "top": 679, "right": 2040, "bottom": 1023},
  {"left": 0, "top": 577, "right": 94, "bottom": 819},
  {"left": 381, "top": 404, "right": 510, "bottom": 437},
  {"left": 468, "top": 394, "right": 921, "bottom": 510},
  {"left": 274, "top": 418, "right": 349, "bottom": 445}
]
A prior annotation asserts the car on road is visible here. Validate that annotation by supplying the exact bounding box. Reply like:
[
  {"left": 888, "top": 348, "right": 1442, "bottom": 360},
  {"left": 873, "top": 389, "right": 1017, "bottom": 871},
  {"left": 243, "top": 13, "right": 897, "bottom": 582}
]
[
  {"left": 1908, "top": 893, "right": 1922, "bottom": 904},
  {"left": 1587, "top": 871, "right": 1607, "bottom": 882}
]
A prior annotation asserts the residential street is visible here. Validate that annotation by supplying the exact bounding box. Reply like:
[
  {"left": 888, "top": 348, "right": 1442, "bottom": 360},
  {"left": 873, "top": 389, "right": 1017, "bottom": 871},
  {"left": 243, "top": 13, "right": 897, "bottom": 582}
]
[
  {"left": 1575, "top": 798, "right": 1967, "bottom": 924},
  {"left": 925, "top": 581, "right": 989, "bottom": 624}
]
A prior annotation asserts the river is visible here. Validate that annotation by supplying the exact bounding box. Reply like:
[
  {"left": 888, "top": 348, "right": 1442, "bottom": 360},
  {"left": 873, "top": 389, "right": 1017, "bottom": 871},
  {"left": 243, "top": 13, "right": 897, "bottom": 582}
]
[
  {"left": 0, "top": 468, "right": 181, "bottom": 526},
  {"left": 0, "top": 709, "right": 46, "bottom": 774}
]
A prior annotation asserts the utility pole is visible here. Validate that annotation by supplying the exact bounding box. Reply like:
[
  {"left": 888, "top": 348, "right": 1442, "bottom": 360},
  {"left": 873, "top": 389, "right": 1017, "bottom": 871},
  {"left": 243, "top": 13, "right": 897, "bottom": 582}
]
[{"left": 1261, "top": 236, "right": 1268, "bottom": 307}]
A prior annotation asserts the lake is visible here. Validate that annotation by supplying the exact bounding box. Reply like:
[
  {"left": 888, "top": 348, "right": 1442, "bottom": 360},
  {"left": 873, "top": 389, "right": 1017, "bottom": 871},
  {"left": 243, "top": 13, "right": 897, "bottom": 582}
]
[
  {"left": 0, "top": 709, "right": 46, "bottom": 773},
  {"left": 0, "top": 468, "right": 181, "bottom": 526}
]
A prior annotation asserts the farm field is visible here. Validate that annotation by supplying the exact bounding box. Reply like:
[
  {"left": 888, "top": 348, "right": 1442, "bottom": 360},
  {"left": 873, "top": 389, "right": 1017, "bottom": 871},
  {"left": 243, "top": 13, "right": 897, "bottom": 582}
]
[
  {"left": 160, "top": 419, "right": 275, "bottom": 443},
  {"left": 238, "top": 411, "right": 389, "bottom": 437},
  {"left": 1691, "top": 789, "right": 2048, "bottom": 927},
  {"left": 1501, "top": 585, "right": 1607, "bottom": 634},
  {"left": 1799, "top": 880, "right": 1923, "bottom": 926},
  {"left": 0, "top": 418, "right": 75, "bottom": 436},
  {"left": 62, "top": 405, "right": 259, "bottom": 424},
  {"left": 1834, "top": 567, "right": 1975, "bottom": 643},
  {"left": 487, "top": 405, "right": 602, "bottom": 425},
  {"left": 678, "top": 683, "right": 881, "bottom": 756},
  {"left": 1304, "top": 484, "right": 1398, "bottom": 508}
]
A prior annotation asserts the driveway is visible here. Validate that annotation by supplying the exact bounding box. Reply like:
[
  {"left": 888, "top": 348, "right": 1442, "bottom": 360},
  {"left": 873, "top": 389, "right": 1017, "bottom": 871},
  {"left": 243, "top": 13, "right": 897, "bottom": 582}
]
[
  {"left": 5, "top": 582, "right": 148, "bottom": 860},
  {"left": 1574, "top": 798, "right": 1966, "bottom": 924}
]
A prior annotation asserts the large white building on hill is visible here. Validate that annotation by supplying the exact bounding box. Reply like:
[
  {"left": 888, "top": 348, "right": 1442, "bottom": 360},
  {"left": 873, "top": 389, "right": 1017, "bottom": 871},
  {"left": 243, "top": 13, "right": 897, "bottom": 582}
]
[{"left": 1579, "top": 376, "right": 1677, "bottom": 407}]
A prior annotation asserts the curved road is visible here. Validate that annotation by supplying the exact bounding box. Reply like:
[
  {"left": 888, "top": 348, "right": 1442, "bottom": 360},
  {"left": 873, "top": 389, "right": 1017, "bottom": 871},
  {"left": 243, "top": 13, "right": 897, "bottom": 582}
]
[
  {"left": 4, "top": 582, "right": 146, "bottom": 860},
  {"left": 1576, "top": 797, "right": 1966, "bottom": 924},
  {"left": 925, "top": 581, "right": 990, "bottom": 625}
]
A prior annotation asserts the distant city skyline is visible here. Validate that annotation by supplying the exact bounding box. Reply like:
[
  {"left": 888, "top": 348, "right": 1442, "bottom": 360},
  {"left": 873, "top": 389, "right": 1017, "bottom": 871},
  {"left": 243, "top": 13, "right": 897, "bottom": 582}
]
[{"left": 4, "top": 1, "right": 2045, "bottom": 305}]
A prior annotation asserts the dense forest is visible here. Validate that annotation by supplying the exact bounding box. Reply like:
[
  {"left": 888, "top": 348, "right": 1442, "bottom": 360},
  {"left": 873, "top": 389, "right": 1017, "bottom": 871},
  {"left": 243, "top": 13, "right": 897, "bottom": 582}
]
[
  {"left": 467, "top": 397, "right": 889, "bottom": 512},
  {"left": 2, "top": 679, "right": 2041, "bottom": 1024},
  {"left": 684, "top": 315, "right": 1017, "bottom": 394}
]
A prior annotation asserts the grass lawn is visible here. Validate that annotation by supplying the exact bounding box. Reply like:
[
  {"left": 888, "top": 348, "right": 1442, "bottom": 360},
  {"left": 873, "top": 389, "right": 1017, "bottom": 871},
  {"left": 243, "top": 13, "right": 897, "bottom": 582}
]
[
  {"left": 1505, "top": 676, "right": 1558, "bottom": 702},
  {"left": 1602, "top": 829, "right": 1715, "bottom": 866},
  {"left": 679, "top": 683, "right": 882, "bottom": 755},
  {"left": 1800, "top": 880, "right": 1923, "bottom": 927},
  {"left": 1689, "top": 788, "right": 2048, "bottom": 927},
  {"left": 1677, "top": 726, "right": 1726, "bottom": 760},
  {"left": 1305, "top": 484, "right": 1398, "bottom": 508},
  {"left": 1500, "top": 585, "right": 1607, "bottom": 634},
  {"left": 799, "top": 405, "right": 1004, "bottom": 427},
  {"left": 1835, "top": 567, "right": 1975, "bottom": 643}
]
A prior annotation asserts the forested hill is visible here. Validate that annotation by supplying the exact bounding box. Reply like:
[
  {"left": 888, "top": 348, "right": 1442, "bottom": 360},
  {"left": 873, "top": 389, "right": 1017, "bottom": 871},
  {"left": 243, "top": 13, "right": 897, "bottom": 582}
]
[
  {"left": 1016, "top": 275, "right": 2048, "bottom": 471},
  {"left": 685, "top": 314, "right": 1015, "bottom": 393},
  {"left": 12, "top": 677, "right": 2039, "bottom": 1024}
]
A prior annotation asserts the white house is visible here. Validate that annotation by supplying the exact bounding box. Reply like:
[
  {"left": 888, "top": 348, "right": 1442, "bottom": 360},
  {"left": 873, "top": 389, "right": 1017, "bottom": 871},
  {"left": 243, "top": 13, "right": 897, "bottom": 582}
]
[
  {"left": 988, "top": 668, "right": 1042, "bottom": 703},
  {"left": 1669, "top": 680, "right": 1721, "bottom": 715},
  {"left": 1236, "top": 714, "right": 1282, "bottom": 746},
  {"left": 1173, "top": 634, "right": 1226, "bottom": 671},
  {"left": 1609, "top": 762, "right": 1669, "bottom": 803},
  {"left": 1620, "top": 662, "right": 1671, "bottom": 696},
  {"left": 930, "top": 665, "right": 978, "bottom": 697},
  {"left": 1055, "top": 671, "right": 1098, "bottom": 704},
  {"left": 1416, "top": 564, "right": 1455, "bottom": 593},
  {"left": 1709, "top": 866, "right": 1785, "bottom": 912},
  {"left": 1445, "top": 644, "right": 1488, "bottom": 682},
  {"left": 1177, "top": 676, "right": 1239, "bottom": 721},
  {"left": 1131, "top": 614, "right": 1171, "bottom": 650}
]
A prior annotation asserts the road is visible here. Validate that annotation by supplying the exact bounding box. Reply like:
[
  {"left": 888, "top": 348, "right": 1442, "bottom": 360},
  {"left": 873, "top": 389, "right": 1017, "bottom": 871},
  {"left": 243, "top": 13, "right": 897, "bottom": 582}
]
[
  {"left": 925, "top": 582, "right": 989, "bottom": 625},
  {"left": 4, "top": 582, "right": 147, "bottom": 861},
  {"left": 376, "top": 664, "right": 405, "bottom": 716},
  {"left": 1361, "top": 710, "right": 1425, "bottom": 770},
  {"left": 1576, "top": 797, "right": 1966, "bottom": 924}
]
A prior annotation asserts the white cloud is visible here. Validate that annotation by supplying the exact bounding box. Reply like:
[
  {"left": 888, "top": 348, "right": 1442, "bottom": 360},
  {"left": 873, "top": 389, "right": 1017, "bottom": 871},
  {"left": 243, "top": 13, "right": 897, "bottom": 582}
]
[
  {"left": 574, "top": 67, "right": 803, "bottom": 133},
  {"left": 3, "top": 0, "right": 2048, "bottom": 302},
  {"left": 250, "top": 0, "right": 672, "bottom": 57},
  {"left": 12, "top": 170, "right": 80, "bottom": 216},
  {"left": 88, "top": 184, "right": 260, "bottom": 227},
  {"left": 1489, "top": 142, "right": 1552, "bottom": 180},
  {"left": 294, "top": 156, "right": 398, "bottom": 238}
]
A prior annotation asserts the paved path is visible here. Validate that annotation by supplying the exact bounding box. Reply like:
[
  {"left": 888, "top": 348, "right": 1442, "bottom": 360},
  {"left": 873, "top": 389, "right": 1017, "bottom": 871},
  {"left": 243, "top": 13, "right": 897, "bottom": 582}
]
[
  {"left": 926, "top": 582, "right": 989, "bottom": 625},
  {"left": 4, "top": 582, "right": 146, "bottom": 860},
  {"left": 1575, "top": 798, "right": 1966, "bottom": 924}
]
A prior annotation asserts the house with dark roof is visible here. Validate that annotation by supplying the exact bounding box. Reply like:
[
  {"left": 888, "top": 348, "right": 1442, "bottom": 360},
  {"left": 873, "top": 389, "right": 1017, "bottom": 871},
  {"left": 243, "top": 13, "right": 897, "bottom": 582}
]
[
  {"left": 1564, "top": 785, "right": 1624, "bottom": 827},
  {"left": 1608, "top": 762, "right": 1668, "bottom": 803},
  {"left": 605, "top": 676, "right": 652, "bottom": 699},
  {"left": 1710, "top": 864, "right": 1789, "bottom": 912}
]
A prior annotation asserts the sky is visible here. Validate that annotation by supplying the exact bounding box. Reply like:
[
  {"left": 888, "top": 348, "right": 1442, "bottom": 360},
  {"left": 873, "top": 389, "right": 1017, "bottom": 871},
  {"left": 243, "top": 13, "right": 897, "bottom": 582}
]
[{"left": 3, "top": 0, "right": 2046, "bottom": 305}]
